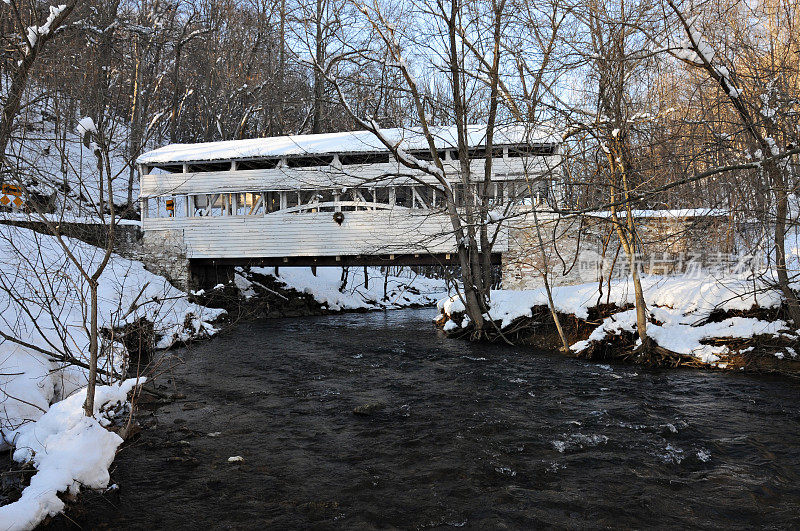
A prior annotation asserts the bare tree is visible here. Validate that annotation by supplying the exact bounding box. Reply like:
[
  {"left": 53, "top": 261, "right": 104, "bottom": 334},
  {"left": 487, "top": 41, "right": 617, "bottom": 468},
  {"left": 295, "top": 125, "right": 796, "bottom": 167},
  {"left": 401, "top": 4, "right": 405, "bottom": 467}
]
[{"left": 667, "top": 0, "right": 800, "bottom": 327}]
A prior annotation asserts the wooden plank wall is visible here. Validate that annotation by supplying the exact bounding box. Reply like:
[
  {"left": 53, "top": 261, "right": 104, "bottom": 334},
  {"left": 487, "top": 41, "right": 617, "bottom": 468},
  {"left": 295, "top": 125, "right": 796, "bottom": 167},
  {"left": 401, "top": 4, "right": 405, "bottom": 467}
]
[{"left": 143, "top": 210, "right": 508, "bottom": 259}]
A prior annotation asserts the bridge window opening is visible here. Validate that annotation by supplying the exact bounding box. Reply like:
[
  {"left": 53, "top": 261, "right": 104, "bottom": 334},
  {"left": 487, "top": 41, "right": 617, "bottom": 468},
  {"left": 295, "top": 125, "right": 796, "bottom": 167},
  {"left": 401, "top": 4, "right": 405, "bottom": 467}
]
[
  {"left": 351, "top": 188, "right": 368, "bottom": 204},
  {"left": 532, "top": 179, "right": 550, "bottom": 204},
  {"left": 507, "top": 145, "right": 529, "bottom": 158},
  {"left": 506, "top": 181, "right": 526, "bottom": 204},
  {"left": 154, "top": 197, "right": 162, "bottom": 217},
  {"left": 372, "top": 187, "right": 390, "bottom": 206},
  {"left": 231, "top": 193, "right": 244, "bottom": 215},
  {"left": 339, "top": 153, "right": 391, "bottom": 165},
  {"left": 317, "top": 190, "right": 336, "bottom": 211},
  {"left": 195, "top": 194, "right": 214, "bottom": 216},
  {"left": 466, "top": 147, "right": 488, "bottom": 159},
  {"left": 408, "top": 149, "right": 446, "bottom": 161},
  {"left": 531, "top": 144, "right": 556, "bottom": 156},
  {"left": 286, "top": 155, "right": 335, "bottom": 168},
  {"left": 261, "top": 191, "right": 279, "bottom": 213},
  {"left": 188, "top": 161, "right": 231, "bottom": 173},
  {"left": 295, "top": 190, "right": 319, "bottom": 211},
  {"left": 286, "top": 191, "right": 300, "bottom": 209},
  {"left": 146, "top": 182, "right": 519, "bottom": 219},
  {"left": 168, "top": 196, "right": 186, "bottom": 217},
  {"left": 151, "top": 164, "right": 183, "bottom": 174},
  {"left": 229, "top": 193, "right": 258, "bottom": 215},
  {"left": 394, "top": 186, "right": 411, "bottom": 207},
  {"left": 412, "top": 186, "right": 433, "bottom": 209},
  {"left": 465, "top": 148, "right": 480, "bottom": 159},
  {"left": 339, "top": 188, "right": 366, "bottom": 211},
  {"left": 489, "top": 182, "right": 505, "bottom": 205},
  {"left": 143, "top": 196, "right": 181, "bottom": 218},
  {"left": 507, "top": 144, "right": 555, "bottom": 158},
  {"left": 237, "top": 158, "right": 279, "bottom": 170},
  {"left": 505, "top": 180, "right": 546, "bottom": 206},
  {"left": 204, "top": 193, "right": 224, "bottom": 216},
  {"left": 452, "top": 183, "right": 466, "bottom": 207}
]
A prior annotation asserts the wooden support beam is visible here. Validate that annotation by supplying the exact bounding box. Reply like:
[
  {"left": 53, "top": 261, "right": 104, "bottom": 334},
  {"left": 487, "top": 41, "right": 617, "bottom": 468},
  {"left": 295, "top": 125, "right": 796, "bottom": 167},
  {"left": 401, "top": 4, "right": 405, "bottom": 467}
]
[{"left": 190, "top": 253, "right": 500, "bottom": 268}]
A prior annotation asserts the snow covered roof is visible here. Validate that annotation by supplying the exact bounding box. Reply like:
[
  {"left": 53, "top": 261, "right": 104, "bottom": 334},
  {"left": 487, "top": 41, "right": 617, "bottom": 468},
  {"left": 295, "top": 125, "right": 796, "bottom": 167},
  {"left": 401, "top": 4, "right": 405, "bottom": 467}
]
[
  {"left": 588, "top": 208, "right": 728, "bottom": 219},
  {"left": 137, "top": 124, "right": 559, "bottom": 165}
]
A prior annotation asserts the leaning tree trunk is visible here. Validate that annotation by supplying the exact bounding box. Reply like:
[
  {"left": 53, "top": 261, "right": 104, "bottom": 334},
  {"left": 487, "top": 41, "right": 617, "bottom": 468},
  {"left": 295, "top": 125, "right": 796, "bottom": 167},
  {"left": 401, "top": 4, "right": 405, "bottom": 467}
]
[
  {"left": 531, "top": 207, "right": 570, "bottom": 351},
  {"left": 771, "top": 162, "right": 800, "bottom": 327}
]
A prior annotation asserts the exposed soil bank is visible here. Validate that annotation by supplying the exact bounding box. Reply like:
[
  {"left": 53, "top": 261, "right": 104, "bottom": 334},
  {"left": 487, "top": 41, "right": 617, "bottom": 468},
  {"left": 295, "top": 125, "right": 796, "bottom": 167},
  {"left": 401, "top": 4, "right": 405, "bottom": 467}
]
[
  {"left": 41, "top": 309, "right": 800, "bottom": 528},
  {"left": 191, "top": 268, "right": 437, "bottom": 323},
  {"left": 438, "top": 304, "right": 800, "bottom": 377}
]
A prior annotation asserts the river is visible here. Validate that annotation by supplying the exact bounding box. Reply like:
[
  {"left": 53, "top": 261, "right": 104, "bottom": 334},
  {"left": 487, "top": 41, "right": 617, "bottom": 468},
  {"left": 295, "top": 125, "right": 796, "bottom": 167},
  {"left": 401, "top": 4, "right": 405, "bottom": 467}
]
[{"left": 49, "top": 309, "right": 800, "bottom": 529}]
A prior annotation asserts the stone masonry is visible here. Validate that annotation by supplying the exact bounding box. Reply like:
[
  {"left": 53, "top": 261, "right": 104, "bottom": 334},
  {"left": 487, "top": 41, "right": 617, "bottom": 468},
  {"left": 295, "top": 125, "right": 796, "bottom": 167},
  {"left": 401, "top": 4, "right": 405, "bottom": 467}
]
[
  {"left": 502, "top": 211, "right": 740, "bottom": 290},
  {"left": 139, "top": 229, "right": 190, "bottom": 291}
]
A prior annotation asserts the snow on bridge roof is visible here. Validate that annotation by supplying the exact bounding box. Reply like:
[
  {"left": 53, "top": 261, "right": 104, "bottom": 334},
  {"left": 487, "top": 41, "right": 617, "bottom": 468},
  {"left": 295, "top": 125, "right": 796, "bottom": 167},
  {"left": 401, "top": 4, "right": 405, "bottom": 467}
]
[{"left": 137, "top": 124, "right": 559, "bottom": 165}]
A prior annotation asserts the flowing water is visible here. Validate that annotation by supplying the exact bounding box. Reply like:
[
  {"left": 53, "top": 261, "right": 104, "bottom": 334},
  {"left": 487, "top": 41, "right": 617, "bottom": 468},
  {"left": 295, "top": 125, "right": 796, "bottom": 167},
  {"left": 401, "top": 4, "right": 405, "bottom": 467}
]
[{"left": 52, "top": 309, "right": 800, "bottom": 529}]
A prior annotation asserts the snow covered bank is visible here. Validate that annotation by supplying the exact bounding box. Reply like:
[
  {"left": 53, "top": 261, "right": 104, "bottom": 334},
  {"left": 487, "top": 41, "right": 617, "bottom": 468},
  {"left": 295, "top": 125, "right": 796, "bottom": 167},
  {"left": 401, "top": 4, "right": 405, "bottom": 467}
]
[
  {"left": 0, "top": 379, "right": 142, "bottom": 531},
  {"left": 0, "top": 226, "right": 225, "bottom": 528},
  {"left": 239, "top": 266, "right": 449, "bottom": 311},
  {"left": 439, "top": 274, "right": 794, "bottom": 366},
  {"left": 569, "top": 307, "right": 787, "bottom": 364},
  {"left": 0, "top": 226, "right": 224, "bottom": 362},
  {"left": 1, "top": 226, "right": 224, "bottom": 445}
]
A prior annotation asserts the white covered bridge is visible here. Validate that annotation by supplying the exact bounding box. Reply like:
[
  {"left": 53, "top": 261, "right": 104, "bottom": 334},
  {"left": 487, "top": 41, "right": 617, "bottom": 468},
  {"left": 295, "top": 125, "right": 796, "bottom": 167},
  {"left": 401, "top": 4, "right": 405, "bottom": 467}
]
[{"left": 136, "top": 124, "right": 560, "bottom": 288}]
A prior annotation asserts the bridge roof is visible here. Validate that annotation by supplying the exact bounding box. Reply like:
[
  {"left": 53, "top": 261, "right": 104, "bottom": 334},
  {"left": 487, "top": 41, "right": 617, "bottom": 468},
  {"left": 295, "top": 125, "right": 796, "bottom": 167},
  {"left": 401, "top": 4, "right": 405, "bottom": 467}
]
[{"left": 137, "top": 124, "right": 559, "bottom": 165}]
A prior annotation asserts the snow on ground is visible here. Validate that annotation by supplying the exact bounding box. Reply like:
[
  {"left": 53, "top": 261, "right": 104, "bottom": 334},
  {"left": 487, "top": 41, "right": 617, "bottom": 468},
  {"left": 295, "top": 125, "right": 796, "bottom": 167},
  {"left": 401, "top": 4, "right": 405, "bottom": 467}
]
[
  {"left": 441, "top": 274, "right": 779, "bottom": 325},
  {"left": 439, "top": 274, "right": 791, "bottom": 364},
  {"left": 0, "top": 225, "right": 224, "bottom": 529},
  {"left": 570, "top": 307, "right": 786, "bottom": 364},
  {"left": 0, "top": 379, "right": 142, "bottom": 531},
  {"left": 8, "top": 103, "right": 138, "bottom": 211},
  {"left": 247, "top": 266, "right": 449, "bottom": 310}
]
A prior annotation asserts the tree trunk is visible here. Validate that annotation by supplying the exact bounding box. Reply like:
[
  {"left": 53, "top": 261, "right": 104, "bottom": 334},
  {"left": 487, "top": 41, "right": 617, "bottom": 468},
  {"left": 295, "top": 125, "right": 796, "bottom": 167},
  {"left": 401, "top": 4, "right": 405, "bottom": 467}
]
[
  {"left": 312, "top": 0, "right": 324, "bottom": 134},
  {"left": 772, "top": 165, "right": 800, "bottom": 327},
  {"left": 83, "top": 282, "right": 99, "bottom": 416},
  {"left": 531, "top": 208, "right": 570, "bottom": 352}
]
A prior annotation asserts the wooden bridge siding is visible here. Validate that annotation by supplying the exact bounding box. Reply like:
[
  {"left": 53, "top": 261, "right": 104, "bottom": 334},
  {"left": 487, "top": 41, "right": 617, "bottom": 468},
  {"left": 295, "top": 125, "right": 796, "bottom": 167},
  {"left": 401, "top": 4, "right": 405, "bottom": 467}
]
[
  {"left": 143, "top": 210, "right": 508, "bottom": 259},
  {"left": 140, "top": 157, "right": 560, "bottom": 197}
]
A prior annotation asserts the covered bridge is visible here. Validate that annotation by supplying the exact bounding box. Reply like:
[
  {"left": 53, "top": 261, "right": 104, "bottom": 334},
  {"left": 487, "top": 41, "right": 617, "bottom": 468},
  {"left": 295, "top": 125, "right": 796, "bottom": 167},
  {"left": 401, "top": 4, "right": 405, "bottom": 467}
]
[{"left": 136, "top": 124, "right": 561, "bottom": 288}]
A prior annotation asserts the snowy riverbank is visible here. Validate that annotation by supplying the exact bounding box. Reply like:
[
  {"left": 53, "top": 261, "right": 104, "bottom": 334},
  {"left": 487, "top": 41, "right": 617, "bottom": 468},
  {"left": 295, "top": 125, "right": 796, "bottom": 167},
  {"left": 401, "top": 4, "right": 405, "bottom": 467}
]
[
  {"left": 438, "top": 274, "right": 799, "bottom": 370},
  {"left": 198, "top": 266, "right": 450, "bottom": 317},
  {"left": 0, "top": 226, "right": 225, "bottom": 529}
]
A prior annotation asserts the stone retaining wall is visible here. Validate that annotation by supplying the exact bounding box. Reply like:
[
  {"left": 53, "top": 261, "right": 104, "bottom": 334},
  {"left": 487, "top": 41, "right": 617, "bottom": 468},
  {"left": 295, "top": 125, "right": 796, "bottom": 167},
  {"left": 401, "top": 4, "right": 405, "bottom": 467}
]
[
  {"left": 0, "top": 219, "right": 142, "bottom": 258},
  {"left": 139, "top": 229, "right": 190, "bottom": 291},
  {"left": 502, "top": 212, "right": 743, "bottom": 290},
  {"left": 0, "top": 220, "right": 193, "bottom": 291}
]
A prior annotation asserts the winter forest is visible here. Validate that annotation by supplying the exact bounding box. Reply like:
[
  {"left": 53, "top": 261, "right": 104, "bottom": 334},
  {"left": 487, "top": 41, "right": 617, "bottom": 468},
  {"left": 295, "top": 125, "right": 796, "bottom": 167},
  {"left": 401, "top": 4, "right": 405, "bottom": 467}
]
[{"left": 1, "top": 0, "right": 800, "bottom": 528}]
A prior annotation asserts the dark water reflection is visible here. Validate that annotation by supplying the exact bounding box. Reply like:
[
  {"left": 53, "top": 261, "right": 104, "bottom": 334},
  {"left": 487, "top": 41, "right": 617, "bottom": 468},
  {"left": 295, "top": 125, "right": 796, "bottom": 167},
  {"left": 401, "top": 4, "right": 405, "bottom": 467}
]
[{"left": 59, "top": 309, "right": 800, "bottom": 529}]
